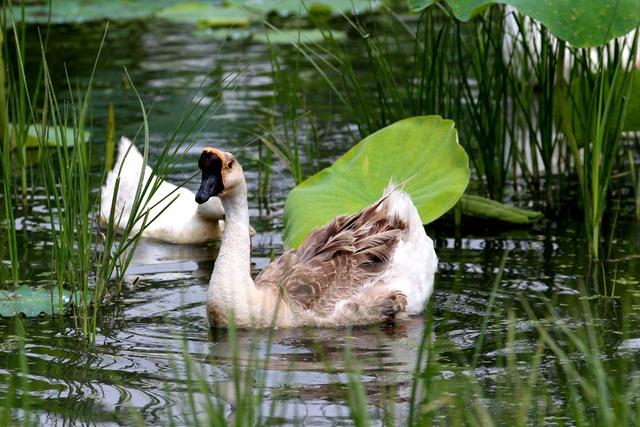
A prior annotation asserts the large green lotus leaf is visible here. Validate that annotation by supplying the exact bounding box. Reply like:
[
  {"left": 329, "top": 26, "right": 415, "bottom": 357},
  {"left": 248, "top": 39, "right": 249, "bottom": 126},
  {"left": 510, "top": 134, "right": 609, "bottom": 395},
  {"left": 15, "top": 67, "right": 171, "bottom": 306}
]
[
  {"left": 239, "top": 0, "right": 382, "bottom": 16},
  {"left": 408, "top": 0, "right": 640, "bottom": 47},
  {"left": 157, "top": 2, "right": 252, "bottom": 27},
  {"left": 460, "top": 195, "right": 543, "bottom": 223},
  {"left": 283, "top": 116, "right": 470, "bottom": 248},
  {"left": 0, "top": 286, "right": 72, "bottom": 317}
]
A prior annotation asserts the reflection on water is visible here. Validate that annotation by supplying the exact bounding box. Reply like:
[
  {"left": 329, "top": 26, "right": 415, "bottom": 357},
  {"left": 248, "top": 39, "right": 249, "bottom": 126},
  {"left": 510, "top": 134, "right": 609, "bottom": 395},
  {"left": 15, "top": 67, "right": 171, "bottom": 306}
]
[
  {"left": 1, "top": 20, "right": 640, "bottom": 426},
  {"left": 3, "top": 222, "right": 639, "bottom": 425}
]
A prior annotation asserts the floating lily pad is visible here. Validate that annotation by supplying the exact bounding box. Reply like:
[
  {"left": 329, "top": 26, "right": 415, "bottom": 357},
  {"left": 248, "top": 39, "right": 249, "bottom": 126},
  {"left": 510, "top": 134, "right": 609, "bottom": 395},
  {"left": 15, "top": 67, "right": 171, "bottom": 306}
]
[
  {"left": 10, "top": 0, "right": 380, "bottom": 25},
  {"left": 8, "top": 0, "right": 179, "bottom": 24},
  {"left": 408, "top": 0, "right": 640, "bottom": 48},
  {"left": 198, "top": 28, "right": 345, "bottom": 44},
  {"left": 239, "top": 0, "right": 382, "bottom": 17},
  {"left": 157, "top": 2, "right": 252, "bottom": 27},
  {"left": 283, "top": 116, "right": 470, "bottom": 248},
  {"left": 260, "top": 28, "right": 345, "bottom": 44},
  {"left": 0, "top": 286, "right": 72, "bottom": 317},
  {"left": 459, "top": 195, "right": 543, "bottom": 223},
  {"left": 11, "top": 124, "right": 90, "bottom": 149}
]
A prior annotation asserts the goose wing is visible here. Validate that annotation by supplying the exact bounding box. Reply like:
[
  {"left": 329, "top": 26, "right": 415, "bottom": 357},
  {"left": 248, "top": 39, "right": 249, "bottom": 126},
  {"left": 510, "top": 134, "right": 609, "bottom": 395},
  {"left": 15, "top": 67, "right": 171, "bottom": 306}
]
[
  {"left": 100, "top": 137, "right": 225, "bottom": 243},
  {"left": 256, "top": 198, "right": 407, "bottom": 316}
]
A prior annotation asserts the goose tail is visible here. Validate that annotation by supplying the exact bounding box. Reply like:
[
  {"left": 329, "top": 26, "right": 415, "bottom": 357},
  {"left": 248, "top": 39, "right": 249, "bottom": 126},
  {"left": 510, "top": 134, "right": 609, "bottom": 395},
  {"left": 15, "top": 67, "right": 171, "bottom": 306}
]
[
  {"left": 379, "top": 181, "right": 437, "bottom": 316},
  {"left": 113, "top": 136, "right": 144, "bottom": 173},
  {"left": 381, "top": 181, "right": 424, "bottom": 232},
  {"left": 99, "top": 137, "right": 146, "bottom": 225}
]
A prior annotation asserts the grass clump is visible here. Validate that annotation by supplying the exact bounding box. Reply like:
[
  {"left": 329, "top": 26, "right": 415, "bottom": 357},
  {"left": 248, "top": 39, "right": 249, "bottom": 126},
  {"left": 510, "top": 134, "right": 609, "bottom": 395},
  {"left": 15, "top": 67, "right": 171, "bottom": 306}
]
[
  {"left": 263, "top": 4, "right": 640, "bottom": 258},
  {"left": 562, "top": 35, "right": 639, "bottom": 259},
  {"left": 0, "top": 8, "right": 234, "bottom": 339}
]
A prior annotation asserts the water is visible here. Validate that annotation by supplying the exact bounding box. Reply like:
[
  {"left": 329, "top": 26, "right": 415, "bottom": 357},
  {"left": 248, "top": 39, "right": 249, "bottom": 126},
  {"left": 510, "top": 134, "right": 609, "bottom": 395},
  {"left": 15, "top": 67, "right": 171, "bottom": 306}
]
[{"left": 2, "top": 20, "right": 640, "bottom": 426}]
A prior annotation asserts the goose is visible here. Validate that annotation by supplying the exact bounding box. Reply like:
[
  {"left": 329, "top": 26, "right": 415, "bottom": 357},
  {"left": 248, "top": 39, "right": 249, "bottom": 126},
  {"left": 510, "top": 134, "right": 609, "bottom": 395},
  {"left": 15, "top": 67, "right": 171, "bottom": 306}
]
[
  {"left": 99, "top": 137, "right": 225, "bottom": 244},
  {"left": 194, "top": 147, "right": 438, "bottom": 328}
]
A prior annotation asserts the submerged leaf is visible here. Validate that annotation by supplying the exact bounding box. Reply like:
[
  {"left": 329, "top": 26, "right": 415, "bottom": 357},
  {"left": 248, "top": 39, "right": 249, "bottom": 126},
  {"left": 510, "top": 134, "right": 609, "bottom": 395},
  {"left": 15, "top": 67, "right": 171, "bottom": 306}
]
[
  {"left": 0, "top": 286, "right": 72, "bottom": 317},
  {"left": 283, "top": 116, "right": 470, "bottom": 248},
  {"left": 11, "top": 124, "right": 90, "bottom": 149},
  {"left": 460, "top": 195, "right": 543, "bottom": 223},
  {"left": 408, "top": 0, "right": 640, "bottom": 47}
]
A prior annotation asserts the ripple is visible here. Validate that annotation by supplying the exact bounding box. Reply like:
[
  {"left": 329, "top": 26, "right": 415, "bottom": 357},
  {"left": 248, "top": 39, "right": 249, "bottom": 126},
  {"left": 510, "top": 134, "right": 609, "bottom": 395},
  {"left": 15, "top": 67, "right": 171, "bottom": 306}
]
[{"left": 3, "top": 17, "right": 640, "bottom": 427}]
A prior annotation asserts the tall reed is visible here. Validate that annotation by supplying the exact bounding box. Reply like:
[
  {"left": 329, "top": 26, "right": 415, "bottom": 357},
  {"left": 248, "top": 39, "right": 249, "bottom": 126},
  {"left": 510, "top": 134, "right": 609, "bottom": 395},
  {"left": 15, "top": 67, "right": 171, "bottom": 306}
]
[
  {"left": 0, "top": 57, "right": 18, "bottom": 288},
  {"left": 0, "top": 7, "right": 23, "bottom": 288},
  {"left": 455, "top": 7, "right": 514, "bottom": 201},
  {"left": 260, "top": 6, "right": 458, "bottom": 187},
  {"left": 2, "top": 9, "right": 234, "bottom": 338},
  {"left": 507, "top": 14, "right": 568, "bottom": 210},
  {"left": 1, "top": 1, "right": 52, "bottom": 286},
  {"left": 258, "top": 26, "right": 327, "bottom": 188},
  {"left": 289, "top": 7, "right": 418, "bottom": 136},
  {"left": 265, "top": 5, "right": 639, "bottom": 258},
  {"left": 561, "top": 34, "right": 639, "bottom": 259}
]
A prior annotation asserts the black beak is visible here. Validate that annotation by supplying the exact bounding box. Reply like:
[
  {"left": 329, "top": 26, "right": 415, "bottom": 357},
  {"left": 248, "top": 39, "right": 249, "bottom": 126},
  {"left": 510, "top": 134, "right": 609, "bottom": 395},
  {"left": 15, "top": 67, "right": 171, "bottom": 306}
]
[
  {"left": 196, "top": 150, "right": 224, "bottom": 204},
  {"left": 195, "top": 172, "right": 222, "bottom": 204}
]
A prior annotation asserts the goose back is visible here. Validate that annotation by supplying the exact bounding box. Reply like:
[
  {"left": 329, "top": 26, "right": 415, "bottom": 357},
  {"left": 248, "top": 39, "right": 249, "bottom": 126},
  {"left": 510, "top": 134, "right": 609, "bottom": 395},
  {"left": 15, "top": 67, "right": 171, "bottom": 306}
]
[{"left": 256, "top": 194, "right": 408, "bottom": 317}]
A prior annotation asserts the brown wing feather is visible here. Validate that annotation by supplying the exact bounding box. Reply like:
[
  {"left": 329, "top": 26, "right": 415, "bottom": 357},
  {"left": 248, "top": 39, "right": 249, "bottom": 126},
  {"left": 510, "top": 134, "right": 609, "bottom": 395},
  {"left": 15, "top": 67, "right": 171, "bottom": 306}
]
[{"left": 256, "top": 199, "right": 407, "bottom": 316}]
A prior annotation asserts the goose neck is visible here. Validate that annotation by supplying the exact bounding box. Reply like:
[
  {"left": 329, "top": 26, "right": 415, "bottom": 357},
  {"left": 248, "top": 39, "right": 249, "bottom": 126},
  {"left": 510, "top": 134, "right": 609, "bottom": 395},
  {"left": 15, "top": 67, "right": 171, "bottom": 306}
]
[
  {"left": 206, "top": 182, "right": 257, "bottom": 325},
  {"left": 212, "top": 183, "right": 253, "bottom": 284}
]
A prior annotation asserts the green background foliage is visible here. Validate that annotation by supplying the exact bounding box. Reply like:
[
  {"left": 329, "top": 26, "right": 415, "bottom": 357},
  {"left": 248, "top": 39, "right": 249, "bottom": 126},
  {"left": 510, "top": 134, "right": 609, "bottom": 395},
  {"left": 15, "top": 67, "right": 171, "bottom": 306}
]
[{"left": 408, "top": 0, "right": 640, "bottom": 47}]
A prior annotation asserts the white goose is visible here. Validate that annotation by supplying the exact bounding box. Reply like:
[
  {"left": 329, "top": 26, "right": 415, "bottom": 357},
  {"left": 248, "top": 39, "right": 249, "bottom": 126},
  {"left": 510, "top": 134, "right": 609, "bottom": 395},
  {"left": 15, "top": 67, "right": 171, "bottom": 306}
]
[
  {"left": 99, "top": 137, "right": 225, "bottom": 244},
  {"left": 195, "top": 147, "right": 438, "bottom": 328}
]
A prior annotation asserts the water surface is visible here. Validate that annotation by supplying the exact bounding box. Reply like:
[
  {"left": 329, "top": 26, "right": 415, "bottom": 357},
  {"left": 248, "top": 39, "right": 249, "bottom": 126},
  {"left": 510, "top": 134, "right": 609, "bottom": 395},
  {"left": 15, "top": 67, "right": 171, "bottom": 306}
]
[{"left": 1, "top": 20, "right": 640, "bottom": 426}]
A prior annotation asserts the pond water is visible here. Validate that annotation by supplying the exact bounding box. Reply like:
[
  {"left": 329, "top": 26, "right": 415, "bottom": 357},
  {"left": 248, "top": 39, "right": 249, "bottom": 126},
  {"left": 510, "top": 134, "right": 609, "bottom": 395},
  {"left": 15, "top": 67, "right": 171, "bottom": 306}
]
[{"left": 2, "top": 20, "right": 640, "bottom": 426}]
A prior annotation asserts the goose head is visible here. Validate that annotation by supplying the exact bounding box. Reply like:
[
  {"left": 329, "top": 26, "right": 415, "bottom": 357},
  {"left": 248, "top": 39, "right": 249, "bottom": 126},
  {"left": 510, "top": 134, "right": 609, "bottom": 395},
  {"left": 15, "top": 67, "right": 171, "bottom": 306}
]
[{"left": 195, "top": 148, "right": 243, "bottom": 204}]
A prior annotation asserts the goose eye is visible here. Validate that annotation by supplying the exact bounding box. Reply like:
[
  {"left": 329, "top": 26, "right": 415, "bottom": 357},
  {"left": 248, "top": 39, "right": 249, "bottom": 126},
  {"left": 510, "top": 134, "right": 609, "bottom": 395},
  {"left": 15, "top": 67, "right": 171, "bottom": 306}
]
[{"left": 226, "top": 160, "right": 234, "bottom": 169}]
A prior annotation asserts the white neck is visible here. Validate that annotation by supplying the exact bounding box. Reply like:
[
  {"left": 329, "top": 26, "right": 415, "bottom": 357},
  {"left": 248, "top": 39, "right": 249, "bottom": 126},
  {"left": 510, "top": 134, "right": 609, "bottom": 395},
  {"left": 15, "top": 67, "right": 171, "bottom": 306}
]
[{"left": 207, "top": 179, "right": 257, "bottom": 325}]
